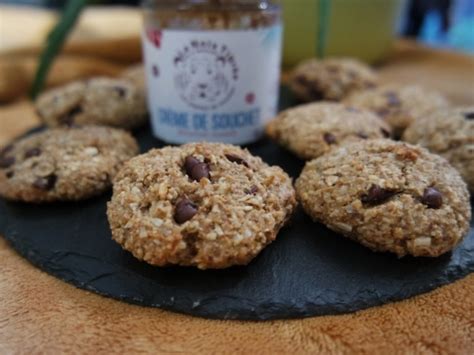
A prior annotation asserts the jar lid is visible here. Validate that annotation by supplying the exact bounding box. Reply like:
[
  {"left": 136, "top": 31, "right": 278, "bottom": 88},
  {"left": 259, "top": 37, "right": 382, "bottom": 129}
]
[{"left": 143, "top": 0, "right": 276, "bottom": 8}]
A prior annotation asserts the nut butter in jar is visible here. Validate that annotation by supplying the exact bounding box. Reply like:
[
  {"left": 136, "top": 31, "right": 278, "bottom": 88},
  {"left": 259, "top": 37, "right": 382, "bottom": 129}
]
[{"left": 142, "top": 0, "right": 282, "bottom": 144}]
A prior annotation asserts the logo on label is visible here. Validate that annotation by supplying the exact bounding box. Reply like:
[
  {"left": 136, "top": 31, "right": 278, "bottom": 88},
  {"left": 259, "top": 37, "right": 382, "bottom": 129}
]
[{"left": 174, "top": 40, "right": 238, "bottom": 110}]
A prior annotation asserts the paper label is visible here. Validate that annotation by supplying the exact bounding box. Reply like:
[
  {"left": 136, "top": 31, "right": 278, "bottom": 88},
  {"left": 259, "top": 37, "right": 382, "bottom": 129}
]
[{"left": 142, "top": 26, "right": 282, "bottom": 144}]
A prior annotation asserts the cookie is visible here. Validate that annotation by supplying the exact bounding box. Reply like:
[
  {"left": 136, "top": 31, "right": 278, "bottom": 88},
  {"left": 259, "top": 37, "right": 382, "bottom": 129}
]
[
  {"left": 36, "top": 77, "right": 148, "bottom": 129},
  {"left": 121, "top": 64, "right": 146, "bottom": 93},
  {"left": 107, "top": 143, "right": 296, "bottom": 269},
  {"left": 0, "top": 126, "right": 139, "bottom": 203},
  {"left": 344, "top": 84, "right": 449, "bottom": 138},
  {"left": 403, "top": 106, "right": 474, "bottom": 192},
  {"left": 266, "top": 102, "right": 392, "bottom": 160},
  {"left": 295, "top": 139, "right": 471, "bottom": 257},
  {"left": 288, "top": 58, "right": 378, "bottom": 102}
]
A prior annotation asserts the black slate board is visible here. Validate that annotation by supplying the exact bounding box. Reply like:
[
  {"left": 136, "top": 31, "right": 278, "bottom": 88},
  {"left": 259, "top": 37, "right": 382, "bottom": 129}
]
[{"left": 1, "top": 90, "right": 473, "bottom": 320}]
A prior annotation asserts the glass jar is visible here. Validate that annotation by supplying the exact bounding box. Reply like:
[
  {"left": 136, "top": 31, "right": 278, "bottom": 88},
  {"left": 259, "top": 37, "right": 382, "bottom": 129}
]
[{"left": 141, "top": 0, "right": 282, "bottom": 144}]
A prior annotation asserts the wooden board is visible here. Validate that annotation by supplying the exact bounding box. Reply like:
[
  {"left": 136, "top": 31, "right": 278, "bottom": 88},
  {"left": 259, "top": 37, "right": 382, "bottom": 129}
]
[{"left": 0, "top": 40, "right": 474, "bottom": 353}]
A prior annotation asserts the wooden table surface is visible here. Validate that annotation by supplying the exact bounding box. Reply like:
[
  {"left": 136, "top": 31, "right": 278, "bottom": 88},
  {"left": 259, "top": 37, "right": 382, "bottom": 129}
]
[{"left": 0, "top": 40, "right": 473, "bottom": 354}]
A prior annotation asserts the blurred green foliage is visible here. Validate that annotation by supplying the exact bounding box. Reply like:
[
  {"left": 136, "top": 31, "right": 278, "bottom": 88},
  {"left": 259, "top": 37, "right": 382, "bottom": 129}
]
[{"left": 30, "top": 0, "right": 88, "bottom": 98}]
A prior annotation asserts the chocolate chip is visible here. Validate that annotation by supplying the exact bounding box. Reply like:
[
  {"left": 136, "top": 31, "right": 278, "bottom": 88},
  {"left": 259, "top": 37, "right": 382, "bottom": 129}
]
[
  {"left": 6, "top": 171, "right": 14, "bottom": 179},
  {"left": 357, "top": 132, "right": 369, "bottom": 139},
  {"left": 114, "top": 86, "right": 126, "bottom": 98},
  {"left": 381, "top": 128, "right": 391, "bottom": 138},
  {"left": 174, "top": 198, "right": 198, "bottom": 224},
  {"left": 139, "top": 202, "right": 151, "bottom": 214},
  {"left": 295, "top": 75, "right": 324, "bottom": 101},
  {"left": 60, "top": 116, "right": 74, "bottom": 127},
  {"left": 361, "top": 185, "right": 397, "bottom": 205},
  {"left": 190, "top": 163, "right": 210, "bottom": 181},
  {"left": 245, "top": 185, "right": 258, "bottom": 195},
  {"left": 68, "top": 106, "right": 82, "bottom": 116},
  {"left": 0, "top": 144, "right": 13, "bottom": 157},
  {"left": 309, "top": 87, "right": 324, "bottom": 101},
  {"left": 421, "top": 187, "right": 443, "bottom": 209},
  {"left": 184, "top": 156, "right": 210, "bottom": 181},
  {"left": 24, "top": 147, "right": 41, "bottom": 159},
  {"left": 385, "top": 92, "right": 401, "bottom": 106},
  {"left": 464, "top": 112, "right": 474, "bottom": 120},
  {"left": 60, "top": 106, "right": 82, "bottom": 126},
  {"left": 0, "top": 156, "right": 15, "bottom": 169},
  {"left": 184, "top": 155, "right": 200, "bottom": 174},
  {"left": 295, "top": 75, "right": 309, "bottom": 86},
  {"left": 225, "top": 154, "right": 249, "bottom": 167},
  {"left": 33, "top": 174, "right": 57, "bottom": 191},
  {"left": 323, "top": 133, "right": 337, "bottom": 145}
]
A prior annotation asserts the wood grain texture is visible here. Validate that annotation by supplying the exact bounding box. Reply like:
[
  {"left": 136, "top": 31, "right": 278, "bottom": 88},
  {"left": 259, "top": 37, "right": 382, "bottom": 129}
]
[
  {"left": 0, "top": 6, "right": 142, "bottom": 62},
  {"left": 0, "top": 41, "right": 474, "bottom": 354},
  {"left": 0, "top": 55, "right": 127, "bottom": 103}
]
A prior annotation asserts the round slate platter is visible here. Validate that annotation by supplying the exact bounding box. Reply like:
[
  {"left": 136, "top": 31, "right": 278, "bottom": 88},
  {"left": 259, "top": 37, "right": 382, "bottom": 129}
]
[{"left": 1, "top": 93, "right": 474, "bottom": 320}]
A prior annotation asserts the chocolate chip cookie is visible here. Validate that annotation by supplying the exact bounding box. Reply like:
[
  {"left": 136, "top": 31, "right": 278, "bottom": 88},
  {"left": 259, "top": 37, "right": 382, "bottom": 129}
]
[
  {"left": 266, "top": 102, "right": 392, "bottom": 160},
  {"left": 0, "top": 126, "right": 139, "bottom": 203},
  {"left": 288, "top": 58, "right": 378, "bottom": 102},
  {"left": 107, "top": 143, "right": 297, "bottom": 269},
  {"left": 36, "top": 77, "right": 147, "bottom": 129},
  {"left": 295, "top": 139, "right": 471, "bottom": 257},
  {"left": 403, "top": 106, "right": 474, "bottom": 192},
  {"left": 344, "top": 84, "right": 449, "bottom": 138},
  {"left": 121, "top": 64, "right": 146, "bottom": 93}
]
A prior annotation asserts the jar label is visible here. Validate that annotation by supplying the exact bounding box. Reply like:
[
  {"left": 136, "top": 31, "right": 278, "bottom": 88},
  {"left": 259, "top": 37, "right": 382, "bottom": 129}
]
[{"left": 142, "top": 26, "right": 282, "bottom": 144}]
